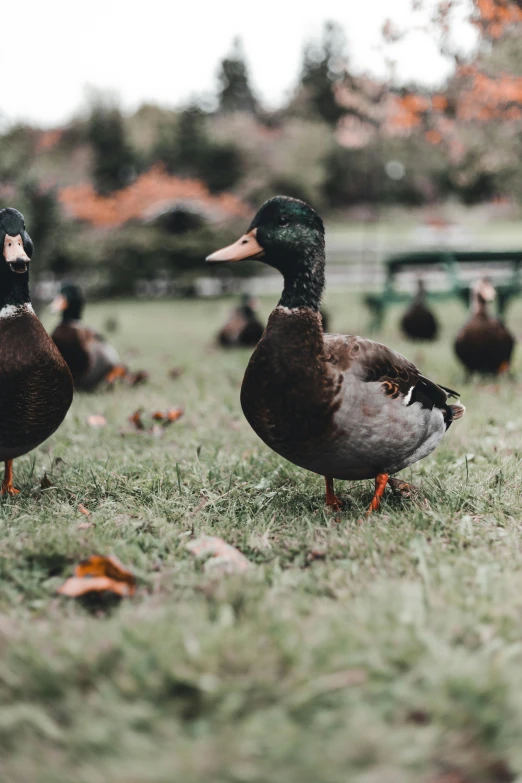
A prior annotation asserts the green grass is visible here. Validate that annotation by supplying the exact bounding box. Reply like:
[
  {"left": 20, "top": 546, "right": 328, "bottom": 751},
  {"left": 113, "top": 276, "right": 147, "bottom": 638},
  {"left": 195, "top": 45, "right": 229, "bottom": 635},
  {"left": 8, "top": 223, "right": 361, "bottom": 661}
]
[{"left": 1, "top": 292, "right": 522, "bottom": 783}]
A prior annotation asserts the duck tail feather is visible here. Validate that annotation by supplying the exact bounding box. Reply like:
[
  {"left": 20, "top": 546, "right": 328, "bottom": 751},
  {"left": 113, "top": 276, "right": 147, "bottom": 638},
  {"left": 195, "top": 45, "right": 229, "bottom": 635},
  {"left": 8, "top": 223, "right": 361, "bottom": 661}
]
[
  {"left": 449, "top": 402, "right": 466, "bottom": 420},
  {"left": 439, "top": 383, "right": 461, "bottom": 400}
]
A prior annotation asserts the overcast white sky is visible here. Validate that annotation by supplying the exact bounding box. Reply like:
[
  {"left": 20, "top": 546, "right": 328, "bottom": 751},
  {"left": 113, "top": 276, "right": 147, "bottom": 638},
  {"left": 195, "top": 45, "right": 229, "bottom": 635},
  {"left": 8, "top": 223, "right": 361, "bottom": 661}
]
[{"left": 3, "top": 0, "right": 477, "bottom": 127}]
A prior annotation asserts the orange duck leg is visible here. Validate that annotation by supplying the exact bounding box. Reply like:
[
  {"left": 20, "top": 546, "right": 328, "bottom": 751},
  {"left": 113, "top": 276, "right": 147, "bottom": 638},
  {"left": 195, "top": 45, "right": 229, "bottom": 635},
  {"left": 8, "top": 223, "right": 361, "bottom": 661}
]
[{"left": 1, "top": 460, "right": 20, "bottom": 496}]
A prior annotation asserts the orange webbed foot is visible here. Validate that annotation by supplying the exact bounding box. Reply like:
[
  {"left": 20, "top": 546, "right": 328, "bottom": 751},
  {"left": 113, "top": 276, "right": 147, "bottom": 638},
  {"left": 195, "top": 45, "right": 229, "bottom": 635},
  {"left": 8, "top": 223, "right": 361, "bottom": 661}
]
[{"left": 1, "top": 485, "right": 20, "bottom": 496}]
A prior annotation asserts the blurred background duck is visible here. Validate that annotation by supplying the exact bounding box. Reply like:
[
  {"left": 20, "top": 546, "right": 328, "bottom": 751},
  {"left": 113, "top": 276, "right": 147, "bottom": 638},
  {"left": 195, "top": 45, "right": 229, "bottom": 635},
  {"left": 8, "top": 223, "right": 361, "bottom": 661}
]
[
  {"left": 51, "top": 283, "right": 147, "bottom": 390},
  {"left": 207, "top": 196, "right": 465, "bottom": 513},
  {"left": 454, "top": 277, "right": 515, "bottom": 376},
  {"left": 217, "top": 293, "right": 265, "bottom": 348},
  {"left": 0, "top": 209, "right": 73, "bottom": 495},
  {"left": 400, "top": 278, "right": 439, "bottom": 341}
]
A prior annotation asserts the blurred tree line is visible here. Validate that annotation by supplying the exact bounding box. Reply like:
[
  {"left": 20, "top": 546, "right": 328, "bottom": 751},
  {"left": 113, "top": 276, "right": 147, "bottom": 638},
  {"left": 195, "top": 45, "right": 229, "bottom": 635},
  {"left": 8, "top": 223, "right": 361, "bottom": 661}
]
[{"left": 1, "top": 0, "right": 522, "bottom": 293}]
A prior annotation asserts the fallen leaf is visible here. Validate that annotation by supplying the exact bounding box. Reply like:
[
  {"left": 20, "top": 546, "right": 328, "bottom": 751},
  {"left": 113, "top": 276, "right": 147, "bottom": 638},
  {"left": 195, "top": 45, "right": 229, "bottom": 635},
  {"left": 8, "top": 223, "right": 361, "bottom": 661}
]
[
  {"left": 78, "top": 504, "right": 91, "bottom": 517},
  {"left": 168, "top": 367, "right": 184, "bottom": 380},
  {"left": 57, "top": 554, "right": 136, "bottom": 598},
  {"left": 58, "top": 575, "right": 133, "bottom": 597},
  {"left": 129, "top": 409, "right": 145, "bottom": 430},
  {"left": 166, "top": 407, "right": 184, "bottom": 422},
  {"left": 152, "top": 407, "right": 184, "bottom": 423},
  {"left": 127, "top": 370, "right": 149, "bottom": 387},
  {"left": 186, "top": 536, "right": 251, "bottom": 574},
  {"left": 87, "top": 415, "right": 107, "bottom": 429}
]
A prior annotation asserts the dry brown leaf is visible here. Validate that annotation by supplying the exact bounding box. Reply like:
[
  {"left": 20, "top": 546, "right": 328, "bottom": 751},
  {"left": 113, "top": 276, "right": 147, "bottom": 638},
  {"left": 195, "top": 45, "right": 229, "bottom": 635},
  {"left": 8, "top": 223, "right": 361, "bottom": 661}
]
[
  {"left": 186, "top": 536, "right": 251, "bottom": 574},
  {"left": 166, "top": 407, "right": 184, "bottom": 422},
  {"left": 78, "top": 504, "right": 91, "bottom": 517},
  {"left": 57, "top": 554, "right": 136, "bottom": 598},
  {"left": 129, "top": 409, "right": 145, "bottom": 430},
  {"left": 152, "top": 407, "right": 184, "bottom": 423},
  {"left": 87, "top": 414, "right": 107, "bottom": 429},
  {"left": 127, "top": 370, "right": 149, "bottom": 387}
]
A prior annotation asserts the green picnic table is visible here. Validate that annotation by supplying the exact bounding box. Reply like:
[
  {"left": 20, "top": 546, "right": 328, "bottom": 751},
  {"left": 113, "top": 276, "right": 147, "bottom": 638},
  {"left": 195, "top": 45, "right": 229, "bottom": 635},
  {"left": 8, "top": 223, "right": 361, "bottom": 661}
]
[{"left": 364, "top": 250, "right": 522, "bottom": 330}]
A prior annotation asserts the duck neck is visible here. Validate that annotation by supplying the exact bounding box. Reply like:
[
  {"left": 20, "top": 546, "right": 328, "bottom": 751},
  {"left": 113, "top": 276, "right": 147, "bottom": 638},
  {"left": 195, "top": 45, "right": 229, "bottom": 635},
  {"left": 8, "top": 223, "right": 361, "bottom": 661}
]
[
  {"left": 277, "top": 249, "right": 325, "bottom": 312},
  {"left": 62, "top": 303, "right": 83, "bottom": 322},
  {"left": 0, "top": 265, "right": 31, "bottom": 312},
  {"left": 472, "top": 294, "right": 489, "bottom": 317}
]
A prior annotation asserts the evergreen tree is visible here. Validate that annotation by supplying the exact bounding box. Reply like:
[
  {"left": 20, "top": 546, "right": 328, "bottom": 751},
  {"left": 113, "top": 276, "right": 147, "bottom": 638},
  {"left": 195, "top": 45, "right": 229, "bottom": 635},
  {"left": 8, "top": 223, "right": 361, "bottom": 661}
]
[
  {"left": 154, "top": 105, "right": 242, "bottom": 193},
  {"left": 300, "top": 21, "right": 347, "bottom": 126},
  {"left": 87, "top": 99, "right": 136, "bottom": 195},
  {"left": 217, "top": 38, "right": 258, "bottom": 114}
]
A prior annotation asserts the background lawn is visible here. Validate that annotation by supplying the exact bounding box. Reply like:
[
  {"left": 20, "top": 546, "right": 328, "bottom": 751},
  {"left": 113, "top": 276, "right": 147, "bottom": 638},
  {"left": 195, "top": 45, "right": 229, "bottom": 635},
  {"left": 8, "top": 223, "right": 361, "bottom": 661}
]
[{"left": 2, "top": 290, "right": 522, "bottom": 783}]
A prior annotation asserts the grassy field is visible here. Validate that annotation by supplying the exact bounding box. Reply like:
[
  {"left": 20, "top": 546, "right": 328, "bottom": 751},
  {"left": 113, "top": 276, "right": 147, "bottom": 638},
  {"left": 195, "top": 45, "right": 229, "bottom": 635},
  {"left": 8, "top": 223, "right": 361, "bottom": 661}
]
[{"left": 2, "top": 290, "right": 522, "bottom": 783}]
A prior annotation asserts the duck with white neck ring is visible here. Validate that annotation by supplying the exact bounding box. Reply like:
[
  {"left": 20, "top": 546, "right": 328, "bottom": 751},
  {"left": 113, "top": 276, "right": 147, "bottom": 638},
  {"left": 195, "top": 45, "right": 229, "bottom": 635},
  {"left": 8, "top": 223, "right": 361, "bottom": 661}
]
[
  {"left": 207, "top": 196, "right": 466, "bottom": 514},
  {"left": 454, "top": 277, "right": 515, "bottom": 377},
  {"left": 0, "top": 208, "right": 73, "bottom": 495}
]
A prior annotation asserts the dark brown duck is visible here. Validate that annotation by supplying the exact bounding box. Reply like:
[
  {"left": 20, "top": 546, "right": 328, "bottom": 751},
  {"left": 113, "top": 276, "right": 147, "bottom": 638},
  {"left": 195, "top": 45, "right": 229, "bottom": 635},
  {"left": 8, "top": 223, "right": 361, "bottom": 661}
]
[
  {"left": 401, "top": 279, "right": 439, "bottom": 341},
  {"left": 217, "top": 294, "right": 264, "bottom": 348},
  {"left": 51, "top": 284, "right": 145, "bottom": 390},
  {"left": 0, "top": 208, "right": 73, "bottom": 495},
  {"left": 454, "top": 277, "right": 515, "bottom": 376},
  {"left": 207, "top": 197, "right": 465, "bottom": 514}
]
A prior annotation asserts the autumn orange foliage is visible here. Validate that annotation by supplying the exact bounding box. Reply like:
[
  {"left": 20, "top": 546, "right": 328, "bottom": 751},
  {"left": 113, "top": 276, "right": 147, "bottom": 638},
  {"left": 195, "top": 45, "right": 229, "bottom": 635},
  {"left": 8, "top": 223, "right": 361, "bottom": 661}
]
[
  {"left": 474, "top": 0, "right": 522, "bottom": 39},
  {"left": 58, "top": 166, "right": 249, "bottom": 228}
]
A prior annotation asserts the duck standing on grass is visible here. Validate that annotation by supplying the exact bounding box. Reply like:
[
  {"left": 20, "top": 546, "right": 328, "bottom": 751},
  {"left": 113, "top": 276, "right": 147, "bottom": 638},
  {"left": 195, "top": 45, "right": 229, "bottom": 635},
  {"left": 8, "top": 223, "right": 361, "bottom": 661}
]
[
  {"left": 207, "top": 197, "right": 465, "bottom": 513},
  {"left": 401, "top": 279, "right": 439, "bottom": 341},
  {"left": 454, "top": 277, "right": 515, "bottom": 377},
  {"left": 217, "top": 294, "right": 264, "bottom": 348},
  {"left": 51, "top": 284, "right": 147, "bottom": 390},
  {"left": 0, "top": 208, "right": 73, "bottom": 495}
]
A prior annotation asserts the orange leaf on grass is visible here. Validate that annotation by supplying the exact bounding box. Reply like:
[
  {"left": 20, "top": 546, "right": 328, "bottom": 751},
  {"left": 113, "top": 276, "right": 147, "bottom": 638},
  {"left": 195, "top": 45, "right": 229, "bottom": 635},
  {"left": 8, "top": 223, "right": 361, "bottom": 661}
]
[
  {"left": 129, "top": 409, "right": 145, "bottom": 430},
  {"left": 58, "top": 575, "right": 133, "bottom": 597},
  {"left": 78, "top": 504, "right": 91, "bottom": 517},
  {"left": 57, "top": 555, "right": 136, "bottom": 598},
  {"left": 152, "top": 407, "right": 184, "bottom": 423}
]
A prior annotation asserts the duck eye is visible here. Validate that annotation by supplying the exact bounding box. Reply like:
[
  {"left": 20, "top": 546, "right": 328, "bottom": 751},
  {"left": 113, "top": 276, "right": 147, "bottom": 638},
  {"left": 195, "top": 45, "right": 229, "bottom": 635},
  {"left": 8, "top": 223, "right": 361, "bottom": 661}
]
[{"left": 278, "top": 217, "right": 289, "bottom": 228}]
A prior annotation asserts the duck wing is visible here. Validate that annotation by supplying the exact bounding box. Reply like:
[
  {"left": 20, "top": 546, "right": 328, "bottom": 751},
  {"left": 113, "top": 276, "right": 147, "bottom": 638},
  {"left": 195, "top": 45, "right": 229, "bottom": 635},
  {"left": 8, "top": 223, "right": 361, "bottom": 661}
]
[{"left": 324, "top": 333, "right": 462, "bottom": 428}]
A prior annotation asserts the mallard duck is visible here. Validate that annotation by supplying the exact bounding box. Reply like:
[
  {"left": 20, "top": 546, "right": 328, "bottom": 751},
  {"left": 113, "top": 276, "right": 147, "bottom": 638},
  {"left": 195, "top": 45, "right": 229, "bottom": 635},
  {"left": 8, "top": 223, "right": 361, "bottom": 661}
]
[
  {"left": 400, "top": 279, "right": 438, "bottom": 341},
  {"left": 454, "top": 277, "right": 515, "bottom": 376},
  {"left": 0, "top": 208, "right": 73, "bottom": 495},
  {"left": 207, "top": 197, "right": 465, "bottom": 513},
  {"left": 217, "top": 294, "right": 265, "bottom": 348},
  {"left": 51, "top": 284, "right": 145, "bottom": 390}
]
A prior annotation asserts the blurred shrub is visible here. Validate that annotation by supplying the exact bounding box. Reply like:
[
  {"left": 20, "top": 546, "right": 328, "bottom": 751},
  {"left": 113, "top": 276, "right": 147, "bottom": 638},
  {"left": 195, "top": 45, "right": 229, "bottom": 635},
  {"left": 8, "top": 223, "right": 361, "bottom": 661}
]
[
  {"left": 154, "top": 106, "right": 242, "bottom": 193},
  {"left": 96, "top": 221, "right": 252, "bottom": 296}
]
